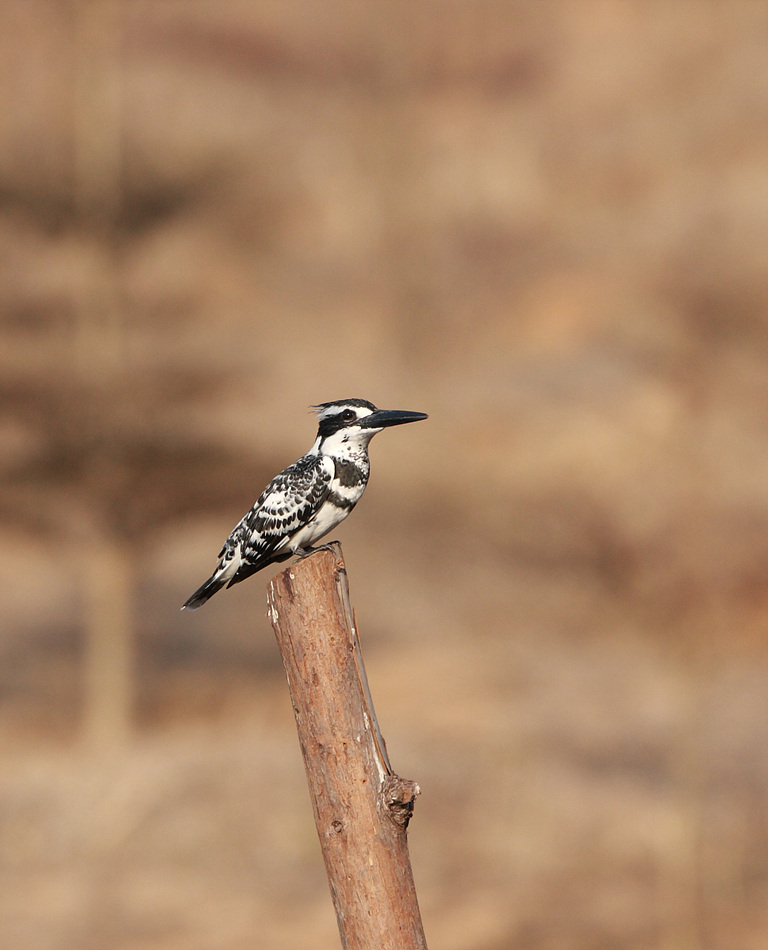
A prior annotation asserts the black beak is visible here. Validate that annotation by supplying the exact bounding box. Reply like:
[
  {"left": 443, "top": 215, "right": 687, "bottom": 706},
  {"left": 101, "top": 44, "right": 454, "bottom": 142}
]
[{"left": 360, "top": 409, "right": 428, "bottom": 429}]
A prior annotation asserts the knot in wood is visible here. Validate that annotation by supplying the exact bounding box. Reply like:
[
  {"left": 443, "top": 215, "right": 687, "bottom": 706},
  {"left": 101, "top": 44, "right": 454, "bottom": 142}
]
[{"left": 381, "top": 775, "right": 420, "bottom": 830}]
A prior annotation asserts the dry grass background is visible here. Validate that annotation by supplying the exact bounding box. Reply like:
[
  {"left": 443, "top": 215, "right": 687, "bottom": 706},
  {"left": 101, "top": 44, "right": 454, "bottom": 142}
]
[{"left": 2, "top": 2, "right": 768, "bottom": 948}]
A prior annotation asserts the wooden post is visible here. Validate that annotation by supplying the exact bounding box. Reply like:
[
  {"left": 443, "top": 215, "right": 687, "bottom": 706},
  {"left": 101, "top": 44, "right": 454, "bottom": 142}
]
[{"left": 267, "top": 544, "right": 427, "bottom": 950}]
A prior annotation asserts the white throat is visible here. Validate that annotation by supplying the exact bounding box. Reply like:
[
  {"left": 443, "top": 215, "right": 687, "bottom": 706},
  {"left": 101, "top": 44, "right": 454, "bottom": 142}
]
[{"left": 309, "top": 426, "right": 379, "bottom": 459}]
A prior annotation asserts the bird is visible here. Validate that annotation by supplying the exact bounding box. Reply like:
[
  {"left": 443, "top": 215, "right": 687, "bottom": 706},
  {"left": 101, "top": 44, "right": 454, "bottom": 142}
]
[{"left": 181, "top": 398, "right": 428, "bottom": 610}]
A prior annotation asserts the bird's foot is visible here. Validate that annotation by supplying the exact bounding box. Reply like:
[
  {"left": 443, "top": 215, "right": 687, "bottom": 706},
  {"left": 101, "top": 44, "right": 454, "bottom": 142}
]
[{"left": 293, "top": 541, "right": 339, "bottom": 559}]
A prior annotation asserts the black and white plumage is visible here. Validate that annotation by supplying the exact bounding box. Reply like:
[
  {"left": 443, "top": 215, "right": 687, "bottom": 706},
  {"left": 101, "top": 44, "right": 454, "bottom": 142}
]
[{"left": 181, "top": 398, "right": 428, "bottom": 610}]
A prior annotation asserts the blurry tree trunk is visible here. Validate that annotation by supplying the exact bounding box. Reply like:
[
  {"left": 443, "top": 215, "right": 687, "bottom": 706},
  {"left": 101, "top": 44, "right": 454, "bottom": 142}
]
[
  {"left": 74, "top": 0, "right": 123, "bottom": 375},
  {"left": 268, "top": 546, "right": 427, "bottom": 950},
  {"left": 74, "top": 0, "right": 132, "bottom": 746},
  {"left": 81, "top": 532, "right": 134, "bottom": 747}
]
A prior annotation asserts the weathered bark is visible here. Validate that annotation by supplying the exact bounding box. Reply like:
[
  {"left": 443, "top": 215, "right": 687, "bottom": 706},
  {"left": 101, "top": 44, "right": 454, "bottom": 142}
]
[{"left": 267, "top": 545, "right": 427, "bottom": 950}]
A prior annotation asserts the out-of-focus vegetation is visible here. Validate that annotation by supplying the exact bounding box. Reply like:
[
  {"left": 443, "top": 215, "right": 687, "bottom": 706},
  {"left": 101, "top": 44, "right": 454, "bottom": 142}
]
[{"left": 2, "top": 2, "right": 768, "bottom": 948}]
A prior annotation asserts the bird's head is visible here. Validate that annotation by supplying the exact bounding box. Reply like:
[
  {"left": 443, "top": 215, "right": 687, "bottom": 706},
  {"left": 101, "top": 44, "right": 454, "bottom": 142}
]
[{"left": 310, "top": 398, "right": 428, "bottom": 455}]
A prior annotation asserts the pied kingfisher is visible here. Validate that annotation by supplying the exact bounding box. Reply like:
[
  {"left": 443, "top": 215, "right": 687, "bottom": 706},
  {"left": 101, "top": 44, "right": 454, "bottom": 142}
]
[{"left": 181, "top": 399, "right": 428, "bottom": 610}]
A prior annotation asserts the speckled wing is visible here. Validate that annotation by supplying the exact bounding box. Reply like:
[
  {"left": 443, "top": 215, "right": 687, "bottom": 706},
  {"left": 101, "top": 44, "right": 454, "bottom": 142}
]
[{"left": 223, "top": 453, "right": 333, "bottom": 587}]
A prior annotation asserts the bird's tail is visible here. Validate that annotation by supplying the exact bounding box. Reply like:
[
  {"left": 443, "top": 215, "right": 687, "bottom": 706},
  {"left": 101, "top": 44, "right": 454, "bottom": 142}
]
[{"left": 180, "top": 572, "right": 227, "bottom": 611}]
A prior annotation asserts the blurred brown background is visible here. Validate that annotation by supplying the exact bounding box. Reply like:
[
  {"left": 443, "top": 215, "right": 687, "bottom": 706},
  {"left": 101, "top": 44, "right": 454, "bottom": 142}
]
[{"left": 2, "top": 2, "right": 768, "bottom": 948}]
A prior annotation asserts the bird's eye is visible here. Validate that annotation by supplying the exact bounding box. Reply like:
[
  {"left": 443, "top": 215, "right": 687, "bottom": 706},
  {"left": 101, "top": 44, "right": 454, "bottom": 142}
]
[{"left": 340, "top": 409, "right": 356, "bottom": 422}]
